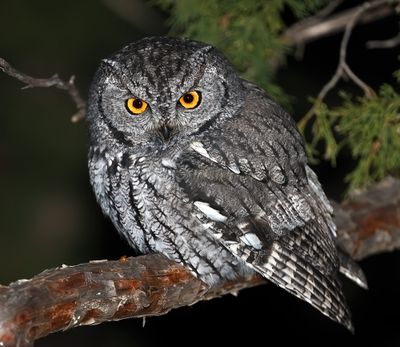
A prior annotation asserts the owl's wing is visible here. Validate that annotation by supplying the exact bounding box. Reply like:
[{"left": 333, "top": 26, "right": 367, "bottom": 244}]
[{"left": 176, "top": 87, "right": 353, "bottom": 330}]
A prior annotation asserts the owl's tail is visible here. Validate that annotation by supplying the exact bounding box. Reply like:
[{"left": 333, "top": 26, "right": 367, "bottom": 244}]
[
  {"left": 337, "top": 248, "right": 368, "bottom": 289},
  {"left": 255, "top": 240, "right": 354, "bottom": 332}
]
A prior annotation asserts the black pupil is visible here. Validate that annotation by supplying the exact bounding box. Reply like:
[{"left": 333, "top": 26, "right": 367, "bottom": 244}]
[
  {"left": 183, "top": 93, "right": 194, "bottom": 104},
  {"left": 133, "top": 99, "right": 143, "bottom": 109}
]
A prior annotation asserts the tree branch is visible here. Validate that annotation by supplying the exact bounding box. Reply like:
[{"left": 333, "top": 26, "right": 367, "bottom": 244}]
[
  {"left": 0, "top": 58, "right": 86, "bottom": 123},
  {"left": 0, "top": 256, "right": 264, "bottom": 347},
  {"left": 2, "top": 1, "right": 398, "bottom": 126},
  {"left": 366, "top": 19, "right": 400, "bottom": 49},
  {"left": 334, "top": 177, "right": 400, "bottom": 260},
  {"left": 1, "top": 177, "right": 399, "bottom": 347},
  {"left": 283, "top": 0, "right": 397, "bottom": 46},
  {"left": 318, "top": 0, "right": 382, "bottom": 99},
  {"left": 1, "top": 7, "right": 400, "bottom": 344},
  {"left": 298, "top": 0, "right": 388, "bottom": 131}
]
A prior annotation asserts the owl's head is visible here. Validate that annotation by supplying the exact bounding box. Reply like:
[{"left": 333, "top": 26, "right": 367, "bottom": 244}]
[{"left": 87, "top": 36, "right": 245, "bottom": 151}]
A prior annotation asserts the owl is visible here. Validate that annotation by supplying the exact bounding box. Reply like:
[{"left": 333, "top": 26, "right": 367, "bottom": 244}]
[{"left": 87, "top": 36, "right": 366, "bottom": 331}]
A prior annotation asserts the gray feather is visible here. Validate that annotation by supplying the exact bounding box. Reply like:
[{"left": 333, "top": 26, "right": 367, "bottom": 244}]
[{"left": 86, "top": 36, "right": 366, "bottom": 331}]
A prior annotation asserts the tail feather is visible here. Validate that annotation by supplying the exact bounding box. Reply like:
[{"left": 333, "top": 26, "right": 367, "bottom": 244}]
[
  {"left": 337, "top": 248, "right": 368, "bottom": 290},
  {"left": 254, "top": 242, "right": 353, "bottom": 331}
]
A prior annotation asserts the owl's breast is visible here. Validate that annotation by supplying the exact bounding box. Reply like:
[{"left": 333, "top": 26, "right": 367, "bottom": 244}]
[
  {"left": 88, "top": 146, "right": 246, "bottom": 284},
  {"left": 89, "top": 146, "right": 184, "bottom": 251}
]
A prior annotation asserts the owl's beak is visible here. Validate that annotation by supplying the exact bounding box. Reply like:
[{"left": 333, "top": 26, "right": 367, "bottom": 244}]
[{"left": 156, "top": 123, "right": 174, "bottom": 143}]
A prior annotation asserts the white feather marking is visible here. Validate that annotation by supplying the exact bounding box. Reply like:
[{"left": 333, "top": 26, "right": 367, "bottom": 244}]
[
  {"left": 226, "top": 242, "right": 240, "bottom": 253},
  {"left": 303, "top": 287, "right": 312, "bottom": 300},
  {"left": 237, "top": 221, "right": 249, "bottom": 230},
  {"left": 267, "top": 256, "right": 277, "bottom": 267},
  {"left": 102, "top": 58, "right": 120, "bottom": 68},
  {"left": 228, "top": 163, "right": 241, "bottom": 174},
  {"left": 269, "top": 165, "right": 285, "bottom": 184},
  {"left": 282, "top": 265, "right": 294, "bottom": 279},
  {"left": 240, "top": 233, "right": 263, "bottom": 250},
  {"left": 190, "top": 142, "right": 216, "bottom": 162},
  {"left": 194, "top": 201, "right": 227, "bottom": 222},
  {"left": 271, "top": 243, "right": 283, "bottom": 256},
  {"left": 212, "top": 231, "right": 223, "bottom": 239},
  {"left": 202, "top": 222, "right": 214, "bottom": 229},
  {"left": 250, "top": 173, "right": 264, "bottom": 181},
  {"left": 322, "top": 294, "right": 333, "bottom": 309},
  {"left": 304, "top": 276, "right": 315, "bottom": 302},
  {"left": 161, "top": 158, "right": 176, "bottom": 169}
]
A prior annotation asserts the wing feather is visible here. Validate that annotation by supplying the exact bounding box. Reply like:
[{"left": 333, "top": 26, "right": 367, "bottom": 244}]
[{"left": 176, "top": 86, "right": 354, "bottom": 328}]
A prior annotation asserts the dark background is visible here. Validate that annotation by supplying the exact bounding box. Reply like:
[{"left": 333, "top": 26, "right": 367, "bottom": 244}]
[{"left": 1, "top": 1, "right": 399, "bottom": 346}]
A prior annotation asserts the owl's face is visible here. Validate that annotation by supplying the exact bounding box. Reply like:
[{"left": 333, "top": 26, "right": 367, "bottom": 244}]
[{"left": 88, "top": 37, "right": 245, "bottom": 151}]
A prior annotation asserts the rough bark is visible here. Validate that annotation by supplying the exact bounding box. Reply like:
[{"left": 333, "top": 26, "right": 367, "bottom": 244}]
[
  {"left": 334, "top": 177, "right": 400, "bottom": 260},
  {"left": 0, "top": 177, "right": 399, "bottom": 347}
]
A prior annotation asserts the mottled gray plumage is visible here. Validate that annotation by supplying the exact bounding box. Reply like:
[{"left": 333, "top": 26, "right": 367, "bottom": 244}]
[{"left": 87, "top": 36, "right": 366, "bottom": 331}]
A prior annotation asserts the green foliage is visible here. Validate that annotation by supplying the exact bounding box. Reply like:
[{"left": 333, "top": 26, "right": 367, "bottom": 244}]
[
  {"left": 302, "top": 100, "right": 339, "bottom": 165},
  {"left": 304, "top": 75, "right": 400, "bottom": 191},
  {"left": 155, "top": 0, "right": 328, "bottom": 104}
]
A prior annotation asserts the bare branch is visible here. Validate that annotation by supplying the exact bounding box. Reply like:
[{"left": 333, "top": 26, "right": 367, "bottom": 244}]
[
  {"left": 1, "top": 177, "right": 399, "bottom": 347},
  {"left": 342, "top": 63, "right": 376, "bottom": 97},
  {"left": 367, "top": 33, "right": 400, "bottom": 48},
  {"left": 0, "top": 57, "right": 86, "bottom": 123},
  {"left": 313, "top": 0, "right": 345, "bottom": 20},
  {"left": 335, "top": 177, "right": 400, "bottom": 260},
  {"left": 283, "top": 0, "right": 397, "bottom": 46},
  {"left": 366, "top": 20, "right": 400, "bottom": 49},
  {"left": 289, "top": 0, "right": 345, "bottom": 60},
  {"left": 0, "top": 256, "right": 264, "bottom": 347},
  {"left": 299, "top": 1, "right": 385, "bottom": 130},
  {"left": 1, "top": 5, "right": 399, "bottom": 344},
  {"left": 319, "top": 1, "right": 378, "bottom": 101}
]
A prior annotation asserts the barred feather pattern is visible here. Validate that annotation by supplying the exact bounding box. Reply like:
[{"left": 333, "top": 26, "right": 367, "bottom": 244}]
[
  {"left": 87, "top": 36, "right": 364, "bottom": 332},
  {"left": 89, "top": 146, "right": 251, "bottom": 285}
]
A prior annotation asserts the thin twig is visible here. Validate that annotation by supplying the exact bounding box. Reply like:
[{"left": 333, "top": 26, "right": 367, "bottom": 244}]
[
  {"left": 289, "top": 0, "right": 345, "bottom": 59},
  {"left": 314, "top": 0, "right": 345, "bottom": 20},
  {"left": 320, "top": 1, "right": 377, "bottom": 101},
  {"left": 367, "top": 33, "right": 400, "bottom": 48},
  {"left": 342, "top": 63, "right": 375, "bottom": 97},
  {"left": 366, "top": 21, "right": 400, "bottom": 49},
  {"left": 0, "top": 177, "right": 399, "bottom": 347},
  {"left": 0, "top": 57, "right": 86, "bottom": 122},
  {"left": 299, "top": 0, "right": 384, "bottom": 131}
]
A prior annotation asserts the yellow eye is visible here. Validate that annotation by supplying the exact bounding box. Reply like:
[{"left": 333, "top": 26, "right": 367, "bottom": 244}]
[
  {"left": 179, "top": 91, "right": 201, "bottom": 109},
  {"left": 126, "top": 98, "right": 148, "bottom": 115}
]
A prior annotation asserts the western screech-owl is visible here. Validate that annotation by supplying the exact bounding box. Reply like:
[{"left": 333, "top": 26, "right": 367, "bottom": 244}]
[{"left": 87, "top": 36, "right": 366, "bottom": 330}]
